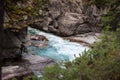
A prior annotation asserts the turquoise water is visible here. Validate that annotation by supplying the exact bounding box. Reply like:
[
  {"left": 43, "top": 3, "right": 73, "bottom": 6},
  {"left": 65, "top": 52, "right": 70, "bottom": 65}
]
[{"left": 28, "top": 27, "right": 89, "bottom": 62}]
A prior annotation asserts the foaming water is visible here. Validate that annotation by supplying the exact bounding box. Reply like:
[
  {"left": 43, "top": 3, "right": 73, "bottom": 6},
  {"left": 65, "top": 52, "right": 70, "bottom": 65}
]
[{"left": 28, "top": 27, "right": 89, "bottom": 62}]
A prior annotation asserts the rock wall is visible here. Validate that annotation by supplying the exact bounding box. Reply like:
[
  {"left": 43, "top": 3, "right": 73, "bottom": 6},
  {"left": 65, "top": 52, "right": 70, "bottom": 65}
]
[
  {"left": 0, "top": 0, "right": 107, "bottom": 60},
  {"left": 0, "top": 27, "right": 28, "bottom": 62},
  {"left": 30, "top": 0, "right": 105, "bottom": 36}
]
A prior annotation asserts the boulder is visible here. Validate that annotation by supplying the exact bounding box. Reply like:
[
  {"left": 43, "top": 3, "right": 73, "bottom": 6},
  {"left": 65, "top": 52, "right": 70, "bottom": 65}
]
[
  {"left": 30, "top": 35, "right": 49, "bottom": 48},
  {"left": 31, "top": 35, "right": 48, "bottom": 41},
  {"left": 30, "top": 0, "right": 106, "bottom": 36}
]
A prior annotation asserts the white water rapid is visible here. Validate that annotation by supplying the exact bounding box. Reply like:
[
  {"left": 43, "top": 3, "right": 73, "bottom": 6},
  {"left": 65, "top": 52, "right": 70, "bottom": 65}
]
[{"left": 28, "top": 27, "right": 89, "bottom": 62}]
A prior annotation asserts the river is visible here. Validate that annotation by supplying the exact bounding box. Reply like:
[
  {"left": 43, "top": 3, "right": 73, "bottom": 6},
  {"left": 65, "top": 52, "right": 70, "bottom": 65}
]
[{"left": 28, "top": 27, "right": 89, "bottom": 62}]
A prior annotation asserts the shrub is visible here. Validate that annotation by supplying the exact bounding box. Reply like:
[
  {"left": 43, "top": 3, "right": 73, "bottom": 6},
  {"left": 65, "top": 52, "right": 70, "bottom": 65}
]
[{"left": 43, "top": 30, "right": 120, "bottom": 80}]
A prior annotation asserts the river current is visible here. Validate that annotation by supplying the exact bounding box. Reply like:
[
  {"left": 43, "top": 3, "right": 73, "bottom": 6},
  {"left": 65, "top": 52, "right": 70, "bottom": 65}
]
[{"left": 28, "top": 27, "right": 89, "bottom": 62}]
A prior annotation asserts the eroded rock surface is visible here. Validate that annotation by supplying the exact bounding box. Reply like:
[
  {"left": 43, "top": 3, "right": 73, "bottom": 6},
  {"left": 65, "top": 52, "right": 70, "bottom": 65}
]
[
  {"left": 2, "top": 54, "right": 55, "bottom": 80},
  {"left": 0, "top": 27, "right": 29, "bottom": 61},
  {"left": 64, "top": 32, "right": 101, "bottom": 46},
  {"left": 30, "top": 0, "right": 106, "bottom": 36}
]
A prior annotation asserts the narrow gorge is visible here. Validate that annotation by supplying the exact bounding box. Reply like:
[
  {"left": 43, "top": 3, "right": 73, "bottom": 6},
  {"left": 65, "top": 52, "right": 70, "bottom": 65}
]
[{"left": 1, "top": 0, "right": 119, "bottom": 80}]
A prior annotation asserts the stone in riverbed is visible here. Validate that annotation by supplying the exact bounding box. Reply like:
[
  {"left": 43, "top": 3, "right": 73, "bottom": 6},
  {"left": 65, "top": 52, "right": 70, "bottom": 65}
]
[
  {"left": 30, "top": 35, "right": 49, "bottom": 48},
  {"left": 31, "top": 35, "right": 48, "bottom": 41}
]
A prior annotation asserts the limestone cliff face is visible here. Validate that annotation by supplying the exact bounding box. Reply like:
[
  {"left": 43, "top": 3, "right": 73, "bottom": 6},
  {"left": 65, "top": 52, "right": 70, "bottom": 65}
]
[{"left": 30, "top": 0, "right": 105, "bottom": 36}]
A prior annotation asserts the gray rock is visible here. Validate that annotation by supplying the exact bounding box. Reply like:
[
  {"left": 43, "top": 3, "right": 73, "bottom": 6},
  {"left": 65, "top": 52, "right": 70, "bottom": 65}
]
[
  {"left": 64, "top": 32, "right": 101, "bottom": 46},
  {"left": 30, "top": 35, "right": 49, "bottom": 48},
  {"left": 0, "top": 27, "right": 28, "bottom": 60},
  {"left": 30, "top": 0, "right": 105, "bottom": 36},
  {"left": 2, "top": 54, "right": 55, "bottom": 80}
]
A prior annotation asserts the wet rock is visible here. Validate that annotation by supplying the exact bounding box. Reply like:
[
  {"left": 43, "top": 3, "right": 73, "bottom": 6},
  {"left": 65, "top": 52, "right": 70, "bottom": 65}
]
[
  {"left": 30, "top": 35, "right": 49, "bottom": 48},
  {"left": 31, "top": 35, "right": 48, "bottom": 41},
  {"left": 2, "top": 54, "right": 55, "bottom": 80}
]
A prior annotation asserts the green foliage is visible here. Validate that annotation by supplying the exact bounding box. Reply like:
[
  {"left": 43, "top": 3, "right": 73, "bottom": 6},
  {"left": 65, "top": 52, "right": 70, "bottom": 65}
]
[
  {"left": 8, "top": 0, "right": 120, "bottom": 80},
  {"left": 5, "top": 0, "right": 49, "bottom": 29},
  {"left": 84, "top": 0, "right": 120, "bottom": 31},
  {"left": 43, "top": 29, "right": 120, "bottom": 80},
  {"left": 12, "top": 78, "right": 17, "bottom": 80},
  {"left": 42, "top": 1, "right": 120, "bottom": 79},
  {"left": 95, "top": 0, "right": 120, "bottom": 30},
  {"left": 101, "top": 10, "right": 120, "bottom": 31},
  {"left": 11, "top": 75, "right": 41, "bottom": 80},
  {"left": 92, "top": 0, "right": 118, "bottom": 8},
  {"left": 42, "top": 0, "right": 120, "bottom": 77}
]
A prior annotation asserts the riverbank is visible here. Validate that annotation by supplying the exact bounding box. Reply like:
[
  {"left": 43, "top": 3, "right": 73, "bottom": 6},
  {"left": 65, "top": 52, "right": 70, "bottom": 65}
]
[
  {"left": 64, "top": 32, "right": 101, "bottom": 47},
  {"left": 2, "top": 30, "right": 101, "bottom": 80},
  {"left": 2, "top": 53, "right": 55, "bottom": 80}
]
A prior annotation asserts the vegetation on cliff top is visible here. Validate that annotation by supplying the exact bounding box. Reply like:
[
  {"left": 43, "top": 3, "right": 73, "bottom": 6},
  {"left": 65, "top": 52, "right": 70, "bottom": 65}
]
[{"left": 5, "top": 0, "right": 49, "bottom": 29}]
